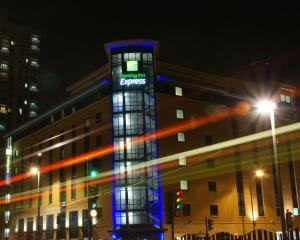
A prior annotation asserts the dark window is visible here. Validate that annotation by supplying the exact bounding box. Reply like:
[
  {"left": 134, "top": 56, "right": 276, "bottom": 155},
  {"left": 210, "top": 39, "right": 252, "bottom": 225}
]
[
  {"left": 59, "top": 130, "right": 64, "bottom": 159},
  {"left": 182, "top": 204, "right": 191, "bottom": 216},
  {"left": 72, "top": 125, "right": 77, "bottom": 156},
  {"left": 57, "top": 213, "right": 66, "bottom": 229},
  {"left": 69, "top": 211, "right": 78, "bottom": 239},
  {"left": 205, "top": 135, "right": 213, "bottom": 145},
  {"left": 207, "top": 158, "right": 215, "bottom": 168},
  {"left": 287, "top": 139, "right": 299, "bottom": 209},
  {"left": 27, "top": 218, "right": 33, "bottom": 232},
  {"left": 48, "top": 172, "right": 52, "bottom": 204},
  {"left": 46, "top": 215, "right": 54, "bottom": 230},
  {"left": 18, "top": 219, "right": 24, "bottom": 233},
  {"left": 71, "top": 165, "right": 76, "bottom": 200},
  {"left": 231, "top": 119, "right": 239, "bottom": 138},
  {"left": 256, "top": 179, "right": 265, "bottom": 216},
  {"left": 96, "top": 112, "right": 102, "bottom": 124},
  {"left": 210, "top": 205, "right": 218, "bottom": 216},
  {"left": 208, "top": 181, "right": 217, "bottom": 192},
  {"left": 96, "top": 135, "right": 102, "bottom": 147}
]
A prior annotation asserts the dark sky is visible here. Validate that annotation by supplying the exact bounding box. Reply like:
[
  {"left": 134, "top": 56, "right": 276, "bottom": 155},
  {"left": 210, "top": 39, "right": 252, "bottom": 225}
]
[{"left": 2, "top": 2, "right": 300, "bottom": 112}]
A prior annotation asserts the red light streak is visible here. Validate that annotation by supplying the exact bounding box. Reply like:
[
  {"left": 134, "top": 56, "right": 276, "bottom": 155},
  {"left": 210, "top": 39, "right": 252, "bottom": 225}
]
[{"left": 0, "top": 102, "right": 249, "bottom": 188}]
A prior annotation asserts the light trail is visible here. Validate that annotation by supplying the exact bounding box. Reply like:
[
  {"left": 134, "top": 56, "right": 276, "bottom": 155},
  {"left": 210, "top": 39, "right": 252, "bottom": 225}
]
[
  {"left": 0, "top": 102, "right": 249, "bottom": 187},
  {"left": 3, "top": 119, "right": 300, "bottom": 205}
]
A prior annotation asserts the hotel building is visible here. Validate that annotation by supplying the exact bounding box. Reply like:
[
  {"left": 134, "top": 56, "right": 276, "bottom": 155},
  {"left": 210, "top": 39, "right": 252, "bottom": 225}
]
[{"left": 2, "top": 40, "right": 300, "bottom": 240}]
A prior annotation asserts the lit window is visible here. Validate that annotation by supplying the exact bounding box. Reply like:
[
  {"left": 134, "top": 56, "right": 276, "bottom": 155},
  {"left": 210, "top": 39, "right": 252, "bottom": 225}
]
[
  {"left": 19, "top": 108, "right": 22, "bottom": 115},
  {"left": 179, "top": 156, "right": 186, "bottom": 166},
  {"left": 0, "top": 62, "right": 9, "bottom": 71},
  {"left": 1, "top": 46, "right": 9, "bottom": 54},
  {"left": 29, "top": 111, "right": 37, "bottom": 118},
  {"left": 31, "top": 60, "right": 39, "bottom": 68},
  {"left": 29, "top": 102, "right": 38, "bottom": 109},
  {"left": 0, "top": 106, "right": 7, "bottom": 114},
  {"left": 177, "top": 132, "right": 185, "bottom": 142},
  {"left": 31, "top": 35, "right": 40, "bottom": 44},
  {"left": 10, "top": 41, "right": 15, "bottom": 46},
  {"left": 176, "top": 109, "right": 184, "bottom": 119},
  {"left": 280, "top": 94, "right": 292, "bottom": 104},
  {"left": 29, "top": 84, "right": 38, "bottom": 92},
  {"left": 180, "top": 180, "right": 188, "bottom": 190},
  {"left": 0, "top": 123, "right": 6, "bottom": 131},
  {"left": 25, "top": 58, "right": 29, "bottom": 63},
  {"left": 24, "top": 100, "right": 27, "bottom": 105},
  {"left": 24, "top": 83, "right": 28, "bottom": 88},
  {"left": 31, "top": 45, "right": 40, "bottom": 51},
  {"left": 175, "top": 87, "right": 183, "bottom": 96},
  {"left": 84, "top": 118, "right": 90, "bottom": 128}
]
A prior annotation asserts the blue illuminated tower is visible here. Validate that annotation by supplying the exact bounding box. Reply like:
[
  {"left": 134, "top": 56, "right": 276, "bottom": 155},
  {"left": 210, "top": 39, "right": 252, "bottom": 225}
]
[{"left": 105, "top": 40, "right": 163, "bottom": 240}]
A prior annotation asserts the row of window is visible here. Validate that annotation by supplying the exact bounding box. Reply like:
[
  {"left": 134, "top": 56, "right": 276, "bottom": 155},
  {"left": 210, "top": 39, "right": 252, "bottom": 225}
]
[{"left": 17, "top": 209, "right": 93, "bottom": 233}]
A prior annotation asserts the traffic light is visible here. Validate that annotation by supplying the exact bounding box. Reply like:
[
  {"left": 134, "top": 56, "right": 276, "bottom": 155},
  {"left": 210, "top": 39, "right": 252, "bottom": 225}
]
[
  {"left": 207, "top": 218, "right": 214, "bottom": 231},
  {"left": 286, "top": 209, "right": 293, "bottom": 230},
  {"left": 174, "top": 190, "right": 183, "bottom": 216},
  {"left": 88, "top": 197, "right": 102, "bottom": 220}
]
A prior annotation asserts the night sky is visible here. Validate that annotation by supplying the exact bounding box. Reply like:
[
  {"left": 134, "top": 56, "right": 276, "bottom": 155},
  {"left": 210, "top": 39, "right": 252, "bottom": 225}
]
[{"left": 2, "top": 2, "right": 300, "bottom": 112}]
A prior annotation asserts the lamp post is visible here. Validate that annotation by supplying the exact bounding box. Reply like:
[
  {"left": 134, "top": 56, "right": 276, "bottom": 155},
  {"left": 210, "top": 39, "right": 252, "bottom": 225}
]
[
  {"left": 249, "top": 169, "right": 264, "bottom": 239},
  {"left": 256, "top": 100, "right": 287, "bottom": 240},
  {"left": 30, "top": 167, "right": 40, "bottom": 240}
]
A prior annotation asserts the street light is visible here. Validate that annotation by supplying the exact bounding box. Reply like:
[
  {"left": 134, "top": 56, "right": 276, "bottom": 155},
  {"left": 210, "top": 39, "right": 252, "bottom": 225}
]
[
  {"left": 256, "top": 99, "right": 287, "bottom": 240},
  {"left": 30, "top": 167, "right": 40, "bottom": 240},
  {"left": 249, "top": 169, "right": 265, "bottom": 238}
]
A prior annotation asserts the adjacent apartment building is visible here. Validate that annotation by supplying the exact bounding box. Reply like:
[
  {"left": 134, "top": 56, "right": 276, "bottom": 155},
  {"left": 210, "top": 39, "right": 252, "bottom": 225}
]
[
  {"left": 2, "top": 40, "right": 300, "bottom": 240},
  {"left": 0, "top": 17, "right": 41, "bottom": 239}
]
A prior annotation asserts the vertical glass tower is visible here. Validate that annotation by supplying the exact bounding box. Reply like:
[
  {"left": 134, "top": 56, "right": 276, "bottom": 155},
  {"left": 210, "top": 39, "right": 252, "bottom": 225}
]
[{"left": 105, "top": 40, "right": 163, "bottom": 240}]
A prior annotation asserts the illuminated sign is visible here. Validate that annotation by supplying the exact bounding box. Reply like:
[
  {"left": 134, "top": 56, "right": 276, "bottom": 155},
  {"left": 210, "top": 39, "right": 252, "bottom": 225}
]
[
  {"left": 120, "top": 73, "right": 146, "bottom": 86},
  {"left": 126, "top": 61, "right": 138, "bottom": 72}
]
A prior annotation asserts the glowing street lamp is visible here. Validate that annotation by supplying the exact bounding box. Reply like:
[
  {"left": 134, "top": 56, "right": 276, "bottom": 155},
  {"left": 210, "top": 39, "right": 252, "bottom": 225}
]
[
  {"left": 256, "top": 99, "right": 287, "bottom": 240},
  {"left": 249, "top": 169, "right": 264, "bottom": 238},
  {"left": 30, "top": 167, "right": 41, "bottom": 239}
]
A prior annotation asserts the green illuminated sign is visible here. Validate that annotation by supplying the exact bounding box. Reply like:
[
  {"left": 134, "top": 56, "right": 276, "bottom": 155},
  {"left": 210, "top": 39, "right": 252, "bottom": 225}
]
[
  {"left": 120, "top": 73, "right": 146, "bottom": 86},
  {"left": 126, "top": 61, "right": 138, "bottom": 72}
]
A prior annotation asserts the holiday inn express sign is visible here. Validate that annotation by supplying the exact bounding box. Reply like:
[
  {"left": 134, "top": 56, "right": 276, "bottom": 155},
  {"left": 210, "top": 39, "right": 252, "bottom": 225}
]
[{"left": 119, "top": 61, "right": 146, "bottom": 86}]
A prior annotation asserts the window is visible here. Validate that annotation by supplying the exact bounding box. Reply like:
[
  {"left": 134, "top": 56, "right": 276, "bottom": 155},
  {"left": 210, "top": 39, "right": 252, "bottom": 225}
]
[
  {"left": 210, "top": 205, "right": 218, "bottom": 216},
  {"left": 175, "top": 86, "right": 183, "bottom": 96},
  {"left": 177, "top": 132, "right": 185, "bottom": 142},
  {"left": 29, "top": 84, "right": 39, "bottom": 92},
  {"left": 0, "top": 123, "right": 6, "bottom": 131},
  {"left": 69, "top": 211, "right": 78, "bottom": 238},
  {"left": 208, "top": 180, "right": 217, "bottom": 192},
  {"left": 31, "top": 35, "right": 40, "bottom": 44},
  {"left": 176, "top": 109, "right": 184, "bottom": 119},
  {"left": 95, "top": 112, "right": 102, "bottom": 123},
  {"left": 31, "top": 45, "right": 39, "bottom": 51},
  {"left": 84, "top": 118, "right": 90, "bottom": 128},
  {"left": 29, "top": 111, "right": 37, "bottom": 118},
  {"left": 18, "top": 219, "right": 24, "bottom": 233},
  {"left": 182, "top": 204, "right": 191, "bottom": 216},
  {"left": 46, "top": 215, "right": 54, "bottom": 230},
  {"left": 27, "top": 218, "right": 33, "bottom": 232},
  {"left": 31, "top": 60, "right": 39, "bottom": 68},
  {"left": 29, "top": 102, "right": 38, "bottom": 109},
  {"left": 180, "top": 180, "right": 188, "bottom": 190},
  {"left": 205, "top": 135, "right": 213, "bottom": 145},
  {"left": 96, "top": 135, "right": 102, "bottom": 147},
  {"left": 280, "top": 94, "right": 292, "bottom": 104},
  {"left": 206, "top": 158, "right": 215, "bottom": 168},
  {"left": 0, "top": 105, "right": 7, "bottom": 113},
  {"left": 0, "top": 62, "right": 9, "bottom": 71},
  {"left": 179, "top": 156, "right": 186, "bottom": 166},
  {"left": 1, "top": 46, "right": 9, "bottom": 54}
]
